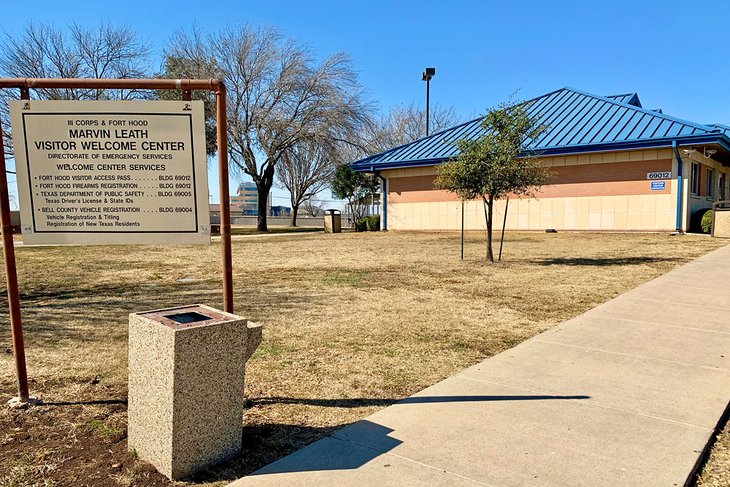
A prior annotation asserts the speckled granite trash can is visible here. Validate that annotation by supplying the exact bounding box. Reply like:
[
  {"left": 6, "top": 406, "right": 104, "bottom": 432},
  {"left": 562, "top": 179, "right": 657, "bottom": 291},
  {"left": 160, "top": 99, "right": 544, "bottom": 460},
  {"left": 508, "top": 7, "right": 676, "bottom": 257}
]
[{"left": 127, "top": 304, "right": 262, "bottom": 480}]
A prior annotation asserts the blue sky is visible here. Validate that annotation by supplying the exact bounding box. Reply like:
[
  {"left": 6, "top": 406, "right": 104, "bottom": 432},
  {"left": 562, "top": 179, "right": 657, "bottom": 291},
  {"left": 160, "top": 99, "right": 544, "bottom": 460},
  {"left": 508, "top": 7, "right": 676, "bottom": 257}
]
[{"left": 3, "top": 0, "right": 730, "bottom": 207}]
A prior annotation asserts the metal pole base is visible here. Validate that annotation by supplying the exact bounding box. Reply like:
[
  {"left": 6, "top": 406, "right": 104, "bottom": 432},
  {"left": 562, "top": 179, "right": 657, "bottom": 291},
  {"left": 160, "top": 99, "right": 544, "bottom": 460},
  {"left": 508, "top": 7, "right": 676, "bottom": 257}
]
[{"left": 7, "top": 395, "right": 42, "bottom": 410}]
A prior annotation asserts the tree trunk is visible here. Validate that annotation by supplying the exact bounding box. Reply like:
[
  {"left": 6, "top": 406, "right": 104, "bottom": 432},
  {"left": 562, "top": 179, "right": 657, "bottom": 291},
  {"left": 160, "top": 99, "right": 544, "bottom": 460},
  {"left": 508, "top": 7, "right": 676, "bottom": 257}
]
[
  {"left": 255, "top": 162, "right": 276, "bottom": 232},
  {"left": 256, "top": 185, "right": 269, "bottom": 231},
  {"left": 482, "top": 195, "right": 494, "bottom": 262},
  {"left": 290, "top": 205, "right": 299, "bottom": 227},
  {"left": 348, "top": 201, "right": 357, "bottom": 230}
]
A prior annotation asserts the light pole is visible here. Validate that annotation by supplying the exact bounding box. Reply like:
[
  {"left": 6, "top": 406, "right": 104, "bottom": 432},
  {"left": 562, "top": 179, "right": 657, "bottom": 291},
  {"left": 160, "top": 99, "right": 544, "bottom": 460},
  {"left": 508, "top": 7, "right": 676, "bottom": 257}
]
[{"left": 422, "top": 67, "right": 435, "bottom": 136}]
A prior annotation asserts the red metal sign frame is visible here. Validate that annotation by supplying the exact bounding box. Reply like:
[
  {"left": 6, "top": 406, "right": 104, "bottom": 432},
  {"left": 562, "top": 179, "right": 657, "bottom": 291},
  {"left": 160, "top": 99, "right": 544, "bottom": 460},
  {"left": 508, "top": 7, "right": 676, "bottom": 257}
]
[{"left": 0, "top": 78, "right": 234, "bottom": 404}]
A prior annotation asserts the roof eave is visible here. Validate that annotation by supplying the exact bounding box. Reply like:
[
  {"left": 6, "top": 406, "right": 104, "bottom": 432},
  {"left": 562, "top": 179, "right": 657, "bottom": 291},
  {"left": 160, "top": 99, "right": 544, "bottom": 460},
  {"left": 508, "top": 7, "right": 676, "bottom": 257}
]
[{"left": 351, "top": 134, "right": 730, "bottom": 172}]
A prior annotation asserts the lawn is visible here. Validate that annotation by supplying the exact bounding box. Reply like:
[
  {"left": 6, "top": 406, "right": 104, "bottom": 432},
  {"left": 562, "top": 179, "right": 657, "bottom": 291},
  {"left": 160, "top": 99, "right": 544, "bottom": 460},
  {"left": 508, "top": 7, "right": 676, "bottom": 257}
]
[
  {"left": 228, "top": 225, "right": 322, "bottom": 236},
  {"left": 0, "top": 231, "right": 727, "bottom": 486}
]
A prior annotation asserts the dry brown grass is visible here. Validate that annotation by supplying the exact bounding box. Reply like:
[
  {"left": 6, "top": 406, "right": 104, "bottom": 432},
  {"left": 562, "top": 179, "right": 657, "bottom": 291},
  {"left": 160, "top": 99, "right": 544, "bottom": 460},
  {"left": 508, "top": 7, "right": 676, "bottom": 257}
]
[
  {"left": 0, "top": 231, "right": 726, "bottom": 485},
  {"left": 699, "top": 420, "right": 730, "bottom": 486}
]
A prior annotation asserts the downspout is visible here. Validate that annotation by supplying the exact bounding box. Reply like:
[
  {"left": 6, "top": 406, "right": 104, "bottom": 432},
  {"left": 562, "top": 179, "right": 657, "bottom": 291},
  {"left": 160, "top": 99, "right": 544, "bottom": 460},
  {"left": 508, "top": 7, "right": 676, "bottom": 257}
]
[
  {"left": 374, "top": 170, "right": 387, "bottom": 231},
  {"left": 672, "top": 141, "right": 684, "bottom": 233}
]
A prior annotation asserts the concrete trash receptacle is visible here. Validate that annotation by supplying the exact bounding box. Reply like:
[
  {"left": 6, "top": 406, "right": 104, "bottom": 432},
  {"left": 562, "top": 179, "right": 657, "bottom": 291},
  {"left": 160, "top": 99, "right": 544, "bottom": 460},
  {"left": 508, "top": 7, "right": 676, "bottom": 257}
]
[
  {"left": 127, "top": 304, "right": 262, "bottom": 480},
  {"left": 712, "top": 201, "right": 730, "bottom": 238},
  {"left": 324, "top": 209, "right": 341, "bottom": 233}
]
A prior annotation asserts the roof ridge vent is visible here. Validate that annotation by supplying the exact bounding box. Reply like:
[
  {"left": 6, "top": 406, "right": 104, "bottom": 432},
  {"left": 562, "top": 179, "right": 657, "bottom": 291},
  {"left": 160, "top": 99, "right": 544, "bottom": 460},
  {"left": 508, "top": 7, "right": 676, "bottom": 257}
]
[{"left": 605, "top": 93, "right": 642, "bottom": 108}]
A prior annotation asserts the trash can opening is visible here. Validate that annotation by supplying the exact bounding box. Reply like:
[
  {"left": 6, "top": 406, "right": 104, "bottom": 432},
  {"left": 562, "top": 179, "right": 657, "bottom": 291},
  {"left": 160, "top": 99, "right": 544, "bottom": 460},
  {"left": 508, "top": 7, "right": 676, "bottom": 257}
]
[
  {"left": 137, "top": 305, "right": 233, "bottom": 330},
  {"left": 165, "top": 311, "right": 213, "bottom": 324}
]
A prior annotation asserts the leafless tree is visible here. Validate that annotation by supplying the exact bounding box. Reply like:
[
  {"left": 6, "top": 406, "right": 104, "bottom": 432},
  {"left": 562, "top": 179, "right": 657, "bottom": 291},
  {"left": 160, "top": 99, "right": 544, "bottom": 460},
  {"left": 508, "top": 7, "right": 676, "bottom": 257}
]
[
  {"left": 369, "top": 102, "right": 460, "bottom": 152},
  {"left": 160, "top": 28, "right": 219, "bottom": 156},
  {"left": 169, "top": 25, "right": 372, "bottom": 231},
  {"left": 277, "top": 140, "right": 341, "bottom": 226},
  {"left": 0, "top": 21, "right": 151, "bottom": 164},
  {"left": 302, "top": 199, "right": 323, "bottom": 217},
  {"left": 0, "top": 21, "right": 150, "bottom": 101}
]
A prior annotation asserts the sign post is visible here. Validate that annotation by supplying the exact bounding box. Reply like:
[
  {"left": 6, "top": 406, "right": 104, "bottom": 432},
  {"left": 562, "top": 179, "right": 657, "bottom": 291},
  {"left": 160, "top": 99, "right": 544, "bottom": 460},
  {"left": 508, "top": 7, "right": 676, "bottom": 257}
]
[
  {"left": 0, "top": 113, "right": 28, "bottom": 402},
  {"left": 0, "top": 78, "right": 233, "bottom": 405}
]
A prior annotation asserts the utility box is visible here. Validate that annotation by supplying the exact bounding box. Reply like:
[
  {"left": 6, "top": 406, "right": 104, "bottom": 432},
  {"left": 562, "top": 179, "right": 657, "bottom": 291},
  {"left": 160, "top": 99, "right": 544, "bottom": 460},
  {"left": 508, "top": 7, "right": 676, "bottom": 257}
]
[
  {"left": 324, "top": 209, "right": 342, "bottom": 233},
  {"left": 712, "top": 201, "right": 730, "bottom": 238},
  {"left": 127, "top": 304, "right": 262, "bottom": 480}
]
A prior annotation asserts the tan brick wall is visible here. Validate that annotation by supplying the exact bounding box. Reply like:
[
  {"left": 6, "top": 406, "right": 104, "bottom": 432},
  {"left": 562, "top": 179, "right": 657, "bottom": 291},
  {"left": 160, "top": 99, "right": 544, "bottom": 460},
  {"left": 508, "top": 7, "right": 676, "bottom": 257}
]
[
  {"left": 383, "top": 149, "right": 684, "bottom": 231},
  {"left": 389, "top": 159, "right": 672, "bottom": 204}
]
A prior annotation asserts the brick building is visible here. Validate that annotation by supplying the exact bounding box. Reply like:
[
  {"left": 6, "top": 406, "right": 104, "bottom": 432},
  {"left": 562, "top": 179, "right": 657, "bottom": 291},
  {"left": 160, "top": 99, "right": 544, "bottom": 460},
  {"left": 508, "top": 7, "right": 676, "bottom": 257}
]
[{"left": 351, "top": 88, "right": 730, "bottom": 232}]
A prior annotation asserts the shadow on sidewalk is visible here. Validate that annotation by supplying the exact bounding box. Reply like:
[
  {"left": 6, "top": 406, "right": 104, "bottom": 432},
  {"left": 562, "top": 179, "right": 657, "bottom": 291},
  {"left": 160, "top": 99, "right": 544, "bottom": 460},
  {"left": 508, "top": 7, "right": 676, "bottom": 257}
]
[{"left": 197, "top": 394, "right": 590, "bottom": 482}]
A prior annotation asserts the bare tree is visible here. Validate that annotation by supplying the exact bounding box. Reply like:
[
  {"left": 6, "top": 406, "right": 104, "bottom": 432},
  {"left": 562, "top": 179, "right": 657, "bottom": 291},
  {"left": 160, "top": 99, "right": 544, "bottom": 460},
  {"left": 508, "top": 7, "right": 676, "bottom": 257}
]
[
  {"left": 302, "top": 199, "right": 323, "bottom": 217},
  {"left": 0, "top": 21, "right": 151, "bottom": 165},
  {"left": 159, "top": 28, "right": 219, "bottom": 156},
  {"left": 370, "top": 102, "right": 460, "bottom": 152},
  {"left": 0, "top": 21, "right": 150, "bottom": 101},
  {"left": 276, "top": 140, "right": 340, "bottom": 226},
  {"left": 169, "top": 25, "right": 372, "bottom": 231}
]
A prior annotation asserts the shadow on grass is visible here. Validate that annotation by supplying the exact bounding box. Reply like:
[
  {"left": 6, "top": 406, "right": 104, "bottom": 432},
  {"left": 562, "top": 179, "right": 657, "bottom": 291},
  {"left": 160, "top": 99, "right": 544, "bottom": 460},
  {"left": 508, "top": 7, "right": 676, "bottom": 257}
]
[
  {"left": 43, "top": 398, "right": 127, "bottom": 406},
  {"left": 188, "top": 422, "right": 345, "bottom": 482},
  {"left": 230, "top": 227, "right": 322, "bottom": 236},
  {"left": 531, "top": 256, "right": 683, "bottom": 266},
  {"left": 252, "top": 394, "right": 589, "bottom": 408}
]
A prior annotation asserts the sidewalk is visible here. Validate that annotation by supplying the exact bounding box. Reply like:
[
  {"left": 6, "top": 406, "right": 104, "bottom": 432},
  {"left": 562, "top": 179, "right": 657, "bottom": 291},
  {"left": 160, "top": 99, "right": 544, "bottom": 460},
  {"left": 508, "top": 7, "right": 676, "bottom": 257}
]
[{"left": 230, "top": 244, "right": 730, "bottom": 486}]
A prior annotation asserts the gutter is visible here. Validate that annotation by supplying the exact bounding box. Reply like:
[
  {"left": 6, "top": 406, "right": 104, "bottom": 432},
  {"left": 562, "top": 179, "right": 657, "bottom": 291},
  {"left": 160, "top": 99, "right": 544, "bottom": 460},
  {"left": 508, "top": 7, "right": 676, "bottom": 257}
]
[
  {"left": 374, "top": 170, "right": 387, "bottom": 231},
  {"left": 672, "top": 141, "right": 684, "bottom": 233}
]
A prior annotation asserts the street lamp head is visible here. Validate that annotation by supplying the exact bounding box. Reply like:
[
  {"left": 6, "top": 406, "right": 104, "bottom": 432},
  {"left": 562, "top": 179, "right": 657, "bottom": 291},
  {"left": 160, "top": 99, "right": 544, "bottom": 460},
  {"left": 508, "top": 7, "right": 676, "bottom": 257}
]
[{"left": 422, "top": 67, "right": 435, "bottom": 81}]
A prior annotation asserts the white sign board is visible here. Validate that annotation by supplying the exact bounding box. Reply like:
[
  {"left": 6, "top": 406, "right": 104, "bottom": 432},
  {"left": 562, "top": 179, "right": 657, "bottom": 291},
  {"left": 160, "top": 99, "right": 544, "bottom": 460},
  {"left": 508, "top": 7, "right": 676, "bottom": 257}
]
[
  {"left": 647, "top": 171, "right": 671, "bottom": 180},
  {"left": 10, "top": 100, "right": 210, "bottom": 245}
]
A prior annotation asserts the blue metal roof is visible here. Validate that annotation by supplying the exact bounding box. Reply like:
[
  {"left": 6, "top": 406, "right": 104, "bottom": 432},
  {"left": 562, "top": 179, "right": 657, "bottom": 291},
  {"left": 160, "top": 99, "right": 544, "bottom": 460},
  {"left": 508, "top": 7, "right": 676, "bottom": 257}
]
[
  {"left": 352, "top": 87, "right": 730, "bottom": 172},
  {"left": 710, "top": 123, "right": 730, "bottom": 135},
  {"left": 606, "top": 93, "right": 642, "bottom": 107}
]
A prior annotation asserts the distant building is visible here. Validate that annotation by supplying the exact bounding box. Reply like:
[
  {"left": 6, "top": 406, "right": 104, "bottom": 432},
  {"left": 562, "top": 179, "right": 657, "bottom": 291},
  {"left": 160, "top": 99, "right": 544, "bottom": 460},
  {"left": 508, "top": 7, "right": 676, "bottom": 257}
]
[
  {"left": 209, "top": 203, "right": 245, "bottom": 224},
  {"left": 270, "top": 205, "right": 292, "bottom": 217},
  {"left": 230, "top": 182, "right": 271, "bottom": 216}
]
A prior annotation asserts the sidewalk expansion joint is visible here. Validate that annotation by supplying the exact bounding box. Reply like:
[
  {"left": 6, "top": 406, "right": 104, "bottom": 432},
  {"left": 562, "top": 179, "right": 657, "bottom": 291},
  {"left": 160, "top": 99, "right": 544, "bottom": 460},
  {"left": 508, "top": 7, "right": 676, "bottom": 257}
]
[
  {"left": 454, "top": 375, "right": 713, "bottom": 431},
  {"left": 534, "top": 339, "right": 729, "bottom": 372},
  {"left": 582, "top": 314, "right": 730, "bottom": 335},
  {"left": 616, "top": 296, "right": 730, "bottom": 312}
]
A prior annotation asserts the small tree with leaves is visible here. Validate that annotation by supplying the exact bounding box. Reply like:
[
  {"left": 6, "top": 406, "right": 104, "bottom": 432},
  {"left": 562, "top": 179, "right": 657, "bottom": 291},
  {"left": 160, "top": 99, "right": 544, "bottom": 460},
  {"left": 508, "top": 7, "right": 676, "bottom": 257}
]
[
  {"left": 331, "top": 164, "right": 379, "bottom": 229},
  {"left": 435, "top": 100, "right": 549, "bottom": 262}
]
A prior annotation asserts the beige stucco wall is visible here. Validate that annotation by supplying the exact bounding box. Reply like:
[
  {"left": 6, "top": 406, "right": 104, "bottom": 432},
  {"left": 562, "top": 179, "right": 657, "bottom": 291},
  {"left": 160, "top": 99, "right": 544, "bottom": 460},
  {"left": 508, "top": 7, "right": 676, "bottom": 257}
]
[
  {"left": 681, "top": 150, "right": 730, "bottom": 230},
  {"left": 381, "top": 148, "right": 724, "bottom": 232}
]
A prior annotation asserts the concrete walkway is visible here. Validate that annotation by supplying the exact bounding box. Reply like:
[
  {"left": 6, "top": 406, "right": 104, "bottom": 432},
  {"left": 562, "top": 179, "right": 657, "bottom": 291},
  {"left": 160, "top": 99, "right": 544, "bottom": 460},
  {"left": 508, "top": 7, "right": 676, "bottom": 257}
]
[{"left": 230, "top": 244, "right": 730, "bottom": 487}]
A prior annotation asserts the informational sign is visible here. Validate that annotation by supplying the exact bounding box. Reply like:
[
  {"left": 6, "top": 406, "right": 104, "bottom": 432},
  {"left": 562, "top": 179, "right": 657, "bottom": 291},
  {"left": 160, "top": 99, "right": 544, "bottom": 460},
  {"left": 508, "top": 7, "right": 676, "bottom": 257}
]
[
  {"left": 10, "top": 100, "right": 210, "bottom": 245},
  {"left": 651, "top": 181, "right": 666, "bottom": 191},
  {"left": 647, "top": 171, "right": 671, "bottom": 180}
]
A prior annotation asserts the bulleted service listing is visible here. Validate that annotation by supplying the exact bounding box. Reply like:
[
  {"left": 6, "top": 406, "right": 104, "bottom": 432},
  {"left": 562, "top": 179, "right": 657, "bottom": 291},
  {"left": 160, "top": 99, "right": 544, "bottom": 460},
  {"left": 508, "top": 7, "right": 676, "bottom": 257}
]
[{"left": 10, "top": 100, "right": 210, "bottom": 245}]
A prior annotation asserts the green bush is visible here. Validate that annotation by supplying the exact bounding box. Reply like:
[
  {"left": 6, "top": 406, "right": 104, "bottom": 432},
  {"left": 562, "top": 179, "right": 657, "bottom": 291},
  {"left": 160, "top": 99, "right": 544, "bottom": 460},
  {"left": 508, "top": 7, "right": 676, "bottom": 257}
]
[
  {"left": 701, "top": 209, "right": 713, "bottom": 234},
  {"left": 690, "top": 208, "right": 712, "bottom": 233},
  {"left": 356, "top": 215, "right": 380, "bottom": 232}
]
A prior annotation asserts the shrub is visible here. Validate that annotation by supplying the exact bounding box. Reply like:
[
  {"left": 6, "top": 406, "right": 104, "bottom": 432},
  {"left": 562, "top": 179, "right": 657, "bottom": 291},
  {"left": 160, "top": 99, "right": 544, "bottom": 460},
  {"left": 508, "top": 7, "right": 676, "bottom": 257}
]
[
  {"left": 356, "top": 215, "right": 380, "bottom": 232},
  {"left": 701, "top": 209, "right": 713, "bottom": 234},
  {"left": 690, "top": 208, "right": 711, "bottom": 233}
]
